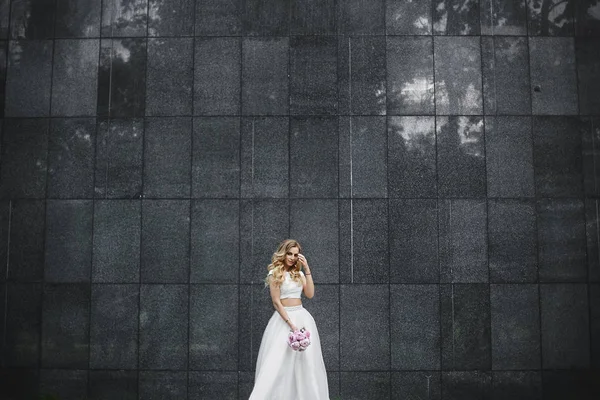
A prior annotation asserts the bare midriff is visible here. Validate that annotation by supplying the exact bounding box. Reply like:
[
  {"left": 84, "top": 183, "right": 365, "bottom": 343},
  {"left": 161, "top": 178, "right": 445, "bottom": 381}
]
[{"left": 281, "top": 298, "right": 302, "bottom": 307}]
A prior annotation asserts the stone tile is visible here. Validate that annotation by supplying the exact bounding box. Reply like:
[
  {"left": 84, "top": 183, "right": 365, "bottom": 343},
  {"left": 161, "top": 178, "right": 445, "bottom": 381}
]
[
  {"left": 0, "top": 204, "right": 5, "bottom": 279},
  {"left": 240, "top": 117, "right": 288, "bottom": 198},
  {"left": 338, "top": 37, "right": 386, "bottom": 115},
  {"left": 340, "top": 200, "right": 388, "bottom": 283},
  {"left": 337, "top": 0, "right": 385, "bottom": 34},
  {"left": 92, "top": 200, "right": 140, "bottom": 283},
  {"left": 439, "top": 200, "right": 488, "bottom": 283},
  {"left": 339, "top": 117, "right": 387, "bottom": 198},
  {"left": 388, "top": 117, "right": 437, "bottom": 198},
  {"left": 340, "top": 285, "right": 390, "bottom": 370},
  {"left": 101, "top": 0, "right": 148, "bottom": 37},
  {"left": 238, "top": 371, "right": 254, "bottom": 398},
  {"left": 39, "top": 370, "right": 88, "bottom": 400},
  {"left": 41, "top": 283, "right": 90, "bottom": 368},
  {"left": 540, "top": 284, "right": 590, "bottom": 368},
  {"left": 533, "top": 117, "right": 583, "bottom": 196},
  {"left": 529, "top": 38, "right": 578, "bottom": 115},
  {"left": 9, "top": 0, "right": 56, "bottom": 39},
  {"left": 304, "top": 285, "right": 340, "bottom": 371},
  {"left": 141, "top": 200, "right": 190, "bottom": 283},
  {"left": 527, "top": 0, "right": 575, "bottom": 35},
  {"left": 441, "top": 284, "right": 491, "bottom": 370},
  {"left": 481, "top": 0, "right": 527, "bottom": 35},
  {"left": 576, "top": 0, "right": 600, "bottom": 36},
  {"left": 192, "top": 117, "right": 240, "bottom": 198},
  {"left": 0, "top": 40, "right": 5, "bottom": 116},
  {"left": 586, "top": 199, "right": 600, "bottom": 282},
  {"left": 148, "top": 0, "right": 194, "bottom": 36},
  {"left": 243, "top": 0, "right": 288, "bottom": 35},
  {"left": 386, "top": 0, "right": 432, "bottom": 35},
  {"left": 442, "top": 372, "right": 492, "bottom": 400},
  {"left": 191, "top": 200, "right": 239, "bottom": 283},
  {"left": 290, "top": 117, "right": 338, "bottom": 198},
  {"left": 47, "top": 118, "right": 96, "bottom": 198},
  {"left": 97, "top": 38, "right": 146, "bottom": 117},
  {"left": 389, "top": 199, "right": 439, "bottom": 283},
  {"left": 4, "top": 283, "right": 42, "bottom": 367},
  {"left": 45, "top": 200, "right": 93, "bottom": 282},
  {"left": 146, "top": 38, "right": 193, "bottom": 116},
  {"left": 391, "top": 285, "right": 440, "bottom": 369},
  {"left": 51, "top": 39, "right": 99, "bottom": 116},
  {"left": 0, "top": 368, "right": 39, "bottom": 399},
  {"left": 5, "top": 40, "right": 52, "bottom": 117},
  {"left": 591, "top": 284, "right": 600, "bottom": 368},
  {"left": 391, "top": 372, "right": 441, "bottom": 400},
  {"left": 537, "top": 198, "right": 586, "bottom": 282},
  {"left": 491, "top": 371, "right": 542, "bottom": 400},
  {"left": 290, "top": 0, "right": 336, "bottom": 35},
  {"left": 242, "top": 37, "right": 288, "bottom": 115},
  {"left": 238, "top": 284, "right": 279, "bottom": 371},
  {"left": 239, "top": 200, "right": 289, "bottom": 283},
  {"left": 189, "top": 372, "right": 237, "bottom": 400},
  {"left": 195, "top": 0, "right": 242, "bottom": 35},
  {"left": 340, "top": 372, "right": 390, "bottom": 400},
  {"left": 490, "top": 284, "right": 541, "bottom": 369},
  {"left": 387, "top": 37, "right": 434, "bottom": 115},
  {"left": 328, "top": 371, "right": 340, "bottom": 399},
  {"left": 6, "top": 200, "right": 45, "bottom": 281},
  {"left": 437, "top": 116, "right": 486, "bottom": 198},
  {"left": 0, "top": 0, "right": 7, "bottom": 38},
  {"left": 485, "top": 117, "right": 534, "bottom": 198},
  {"left": 139, "top": 371, "right": 187, "bottom": 400},
  {"left": 290, "top": 36, "right": 337, "bottom": 115},
  {"left": 55, "top": 0, "right": 101, "bottom": 38},
  {"left": 583, "top": 118, "right": 600, "bottom": 197},
  {"left": 576, "top": 37, "right": 600, "bottom": 115},
  {"left": 290, "top": 200, "right": 339, "bottom": 284},
  {"left": 194, "top": 37, "right": 240, "bottom": 116},
  {"left": 190, "top": 285, "right": 238, "bottom": 370},
  {"left": 139, "top": 284, "right": 188, "bottom": 369},
  {"left": 0, "top": 119, "right": 48, "bottom": 199},
  {"left": 94, "top": 119, "right": 143, "bottom": 199},
  {"left": 89, "top": 370, "right": 138, "bottom": 400},
  {"left": 90, "top": 284, "right": 139, "bottom": 369},
  {"left": 482, "top": 37, "right": 531, "bottom": 115},
  {"left": 143, "top": 117, "right": 192, "bottom": 198},
  {"left": 542, "top": 370, "right": 600, "bottom": 400},
  {"left": 433, "top": 0, "right": 480, "bottom": 35},
  {"left": 488, "top": 199, "right": 537, "bottom": 283}
]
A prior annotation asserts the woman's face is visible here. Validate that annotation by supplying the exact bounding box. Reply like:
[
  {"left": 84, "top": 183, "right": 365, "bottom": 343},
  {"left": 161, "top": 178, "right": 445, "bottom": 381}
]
[{"left": 285, "top": 246, "right": 299, "bottom": 268}]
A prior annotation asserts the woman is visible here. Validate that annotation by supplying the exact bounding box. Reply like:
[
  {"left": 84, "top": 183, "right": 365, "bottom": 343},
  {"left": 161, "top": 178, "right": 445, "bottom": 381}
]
[{"left": 249, "top": 239, "right": 329, "bottom": 400}]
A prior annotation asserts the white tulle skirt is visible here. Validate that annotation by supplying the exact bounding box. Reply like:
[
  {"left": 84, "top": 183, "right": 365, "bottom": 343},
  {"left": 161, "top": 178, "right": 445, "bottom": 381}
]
[{"left": 249, "top": 305, "right": 329, "bottom": 400}]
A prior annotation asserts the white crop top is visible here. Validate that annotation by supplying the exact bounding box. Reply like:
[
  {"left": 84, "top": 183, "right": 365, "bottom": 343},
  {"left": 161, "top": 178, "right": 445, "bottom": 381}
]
[{"left": 268, "top": 270, "right": 304, "bottom": 299}]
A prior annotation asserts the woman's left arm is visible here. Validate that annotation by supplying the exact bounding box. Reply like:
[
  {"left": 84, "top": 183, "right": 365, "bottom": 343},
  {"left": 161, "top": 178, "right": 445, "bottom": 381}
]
[{"left": 298, "top": 254, "right": 314, "bottom": 298}]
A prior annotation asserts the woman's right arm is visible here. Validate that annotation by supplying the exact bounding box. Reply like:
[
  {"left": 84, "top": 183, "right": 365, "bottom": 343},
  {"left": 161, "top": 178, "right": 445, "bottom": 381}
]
[{"left": 269, "top": 278, "right": 298, "bottom": 332}]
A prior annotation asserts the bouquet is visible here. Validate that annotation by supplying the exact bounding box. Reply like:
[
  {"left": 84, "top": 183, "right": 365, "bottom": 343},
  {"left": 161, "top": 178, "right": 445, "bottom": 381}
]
[{"left": 287, "top": 327, "right": 311, "bottom": 351}]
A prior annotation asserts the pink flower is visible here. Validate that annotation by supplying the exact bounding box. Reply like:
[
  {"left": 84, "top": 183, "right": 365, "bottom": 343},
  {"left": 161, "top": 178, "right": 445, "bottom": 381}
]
[
  {"left": 300, "top": 338, "right": 310, "bottom": 348},
  {"left": 290, "top": 341, "right": 301, "bottom": 350}
]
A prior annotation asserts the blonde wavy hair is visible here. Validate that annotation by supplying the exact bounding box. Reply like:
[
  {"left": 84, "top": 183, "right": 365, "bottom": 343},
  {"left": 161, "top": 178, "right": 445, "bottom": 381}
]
[{"left": 264, "top": 239, "right": 303, "bottom": 287}]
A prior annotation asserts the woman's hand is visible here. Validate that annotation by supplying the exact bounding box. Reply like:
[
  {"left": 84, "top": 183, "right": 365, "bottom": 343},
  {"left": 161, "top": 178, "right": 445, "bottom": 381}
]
[
  {"left": 289, "top": 323, "right": 298, "bottom": 332},
  {"left": 298, "top": 254, "right": 309, "bottom": 270}
]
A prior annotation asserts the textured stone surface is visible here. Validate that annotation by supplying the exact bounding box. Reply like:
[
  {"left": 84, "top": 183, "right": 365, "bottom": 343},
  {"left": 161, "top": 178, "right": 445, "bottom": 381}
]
[
  {"left": 89, "top": 370, "right": 137, "bottom": 400},
  {"left": 340, "top": 372, "right": 390, "bottom": 400},
  {"left": 577, "top": 37, "right": 600, "bottom": 115},
  {"left": 139, "top": 371, "right": 188, "bottom": 400},
  {"left": 143, "top": 118, "right": 191, "bottom": 198},
  {"left": 4, "top": 283, "right": 42, "bottom": 367},
  {"left": 386, "top": 0, "right": 432, "bottom": 34},
  {"left": 488, "top": 199, "right": 537, "bottom": 283},
  {"left": 391, "top": 285, "right": 440, "bottom": 369},
  {"left": 391, "top": 372, "right": 441, "bottom": 400},
  {"left": 340, "top": 285, "right": 390, "bottom": 370},
  {"left": 6, "top": 200, "right": 45, "bottom": 281},
  {"left": 389, "top": 199, "right": 439, "bottom": 283},
  {"left": 491, "top": 284, "right": 541, "bottom": 369},
  {"left": 139, "top": 284, "right": 188, "bottom": 369},
  {"left": 442, "top": 371, "right": 492, "bottom": 400},
  {"left": 433, "top": 0, "right": 480, "bottom": 35},
  {"left": 441, "top": 284, "right": 491, "bottom": 370},
  {"left": 189, "top": 372, "right": 237, "bottom": 400},
  {"left": 540, "top": 284, "right": 590, "bottom": 369},
  {"left": 337, "top": 0, "right": 385, "bottom": 34},
  {"left": 41, "top": 283, "right": 90, "bottom": 368},
  {"left": 338, "top": 37, "right": 386, "bottom": 115},
  {"left": 492, "top": 371, "right": 542, "bottom": 400},
  {"left": 586, "top": 199, "right": 600, "bottom": 282},
  {"left": 481, "top": 0, "right": 527, "bottom": 35},
  {"left": 39, "top": 369, "right": 88, "bottom": 400},
  {"left": 388, "top": 117, "right": 436, "bottom": 198},
  {"left": 191, "top": 200, "right": 240, "bottom": 283},
  {"left": 90, "top": 284, "right": 138, "bottom": 369}
]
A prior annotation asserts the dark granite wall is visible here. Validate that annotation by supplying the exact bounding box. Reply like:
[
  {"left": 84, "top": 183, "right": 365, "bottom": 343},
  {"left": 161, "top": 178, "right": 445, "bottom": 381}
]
[{"left": 0, "top": 0, "right": 599, "bottom": 399}]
